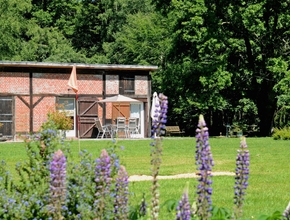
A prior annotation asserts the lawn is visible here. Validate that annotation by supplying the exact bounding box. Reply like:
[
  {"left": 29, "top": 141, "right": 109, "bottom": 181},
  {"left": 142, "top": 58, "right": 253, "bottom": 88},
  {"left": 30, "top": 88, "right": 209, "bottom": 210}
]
[{"left": 1, "top": 137, "right": 290, "bottom": 219}]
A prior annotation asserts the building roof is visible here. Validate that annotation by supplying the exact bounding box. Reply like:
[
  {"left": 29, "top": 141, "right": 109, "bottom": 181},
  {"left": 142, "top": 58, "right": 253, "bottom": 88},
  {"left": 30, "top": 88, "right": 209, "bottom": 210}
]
[{"left": 0, "top": 61, "right": 158, "bottom": 71}]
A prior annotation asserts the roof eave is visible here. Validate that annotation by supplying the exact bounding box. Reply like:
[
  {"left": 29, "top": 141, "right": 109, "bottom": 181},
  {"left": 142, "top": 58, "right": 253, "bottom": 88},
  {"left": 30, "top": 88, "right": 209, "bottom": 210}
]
[{"left": 0, "top": 61, "right": 158, "bottom": 71}]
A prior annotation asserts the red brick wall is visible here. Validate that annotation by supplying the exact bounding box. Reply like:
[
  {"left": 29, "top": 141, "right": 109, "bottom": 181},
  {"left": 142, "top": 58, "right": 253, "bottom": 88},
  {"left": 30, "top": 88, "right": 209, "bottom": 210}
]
[
  {"left": 106, "top": 75, "right": 119, "bottom": 94},
  {"left": 0, "top": 72, "right": 29, "bottom": 93},
  {"left": 15, "top": 96, "right": 30, "bottom": 132},
  {"left": 135, "top": 75, "right": 148, "bottom": 95},
  {"left": 33, "top": 73, "right": 103, "bottom": 94},
  {"left": 33, "top": 97, "right": 56, "bottom": 131},
  {"left": 15, "top": 96, "right": 56, "bottom": 133}
]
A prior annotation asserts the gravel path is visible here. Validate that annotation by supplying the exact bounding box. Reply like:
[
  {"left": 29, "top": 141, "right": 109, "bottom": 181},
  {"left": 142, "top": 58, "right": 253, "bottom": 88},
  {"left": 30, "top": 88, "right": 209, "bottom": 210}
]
[{"left": 128, "top": 171, "right": 235, "bottom": 182}]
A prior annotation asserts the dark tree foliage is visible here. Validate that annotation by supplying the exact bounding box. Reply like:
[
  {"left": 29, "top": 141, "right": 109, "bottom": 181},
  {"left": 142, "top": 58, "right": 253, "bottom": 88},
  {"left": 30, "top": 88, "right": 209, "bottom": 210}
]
[{"left": 153, "top": 0, "right": 290, "bottom": 136}]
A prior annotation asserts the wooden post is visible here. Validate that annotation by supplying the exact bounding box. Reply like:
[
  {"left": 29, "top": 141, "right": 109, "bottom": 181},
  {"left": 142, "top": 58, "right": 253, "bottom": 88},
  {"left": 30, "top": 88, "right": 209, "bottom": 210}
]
[
  {"left": 102, "top": 71, "right": 106, "bottom": 125},
  {"left": 29, "top": 72, "right": 33, "bottom": 133}
]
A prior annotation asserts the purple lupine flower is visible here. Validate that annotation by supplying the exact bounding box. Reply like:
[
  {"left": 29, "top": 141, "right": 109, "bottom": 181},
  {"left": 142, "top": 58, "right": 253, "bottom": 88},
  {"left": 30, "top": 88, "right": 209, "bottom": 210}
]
[
  {"left": 50, "top": 149, "right": 66, "bottom": 218},
  {"left": 283, "top": 201, "right": 290, "bottom": 219},
  {"left": 114, "top": 165, "right": 129, "bottom": 219},
  {"left": 150, "top": 93, "right": 168, "bottom": 219},
  {"left": 195, "top": 115, "right": 214, "bottom": 219},
  {"left": 151, "top": 93, "right": 168, "bottom": 138},
  {"left": 176, "top": 184, "right": 191, "bottom": 220},
  {"left": 233, "top": 138, "right": 250, "bottom": 218},
  {"left": 94, "top": 149, "right": 112, "bottom": 218}
]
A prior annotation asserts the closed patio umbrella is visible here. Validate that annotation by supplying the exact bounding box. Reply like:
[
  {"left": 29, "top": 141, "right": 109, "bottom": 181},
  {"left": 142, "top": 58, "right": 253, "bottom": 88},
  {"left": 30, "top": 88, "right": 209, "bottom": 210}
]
[{"left": 151, "top": 92, "right": 160, "bottom": 137}]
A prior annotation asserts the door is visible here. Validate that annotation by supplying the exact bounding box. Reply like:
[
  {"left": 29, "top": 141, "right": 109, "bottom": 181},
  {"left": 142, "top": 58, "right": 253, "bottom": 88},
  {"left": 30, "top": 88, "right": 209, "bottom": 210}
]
[
  {"left": 58, "top": 98, "right": 75, "bottom": 137},
  {"left": 112, "top": 103, "right": 130, "bottom": 123},
  {"left": 0, "top": 96, "right": 13, "bottom": 138},
  {"left": 78, "top": 97, "right": 99, "bottom": 138},
  {"left": 130, "top": 103, "right": 144, "bottom": 138}
]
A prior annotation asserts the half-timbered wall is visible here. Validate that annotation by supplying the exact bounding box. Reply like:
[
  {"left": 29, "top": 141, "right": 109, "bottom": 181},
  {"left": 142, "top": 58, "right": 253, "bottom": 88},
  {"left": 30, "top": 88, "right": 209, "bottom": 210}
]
[
  {"left": 0, "top": 72, "right": 103, "bottom": 134},
  {"left": 0, "top": 66, "right": 152, "bottom": 138}
]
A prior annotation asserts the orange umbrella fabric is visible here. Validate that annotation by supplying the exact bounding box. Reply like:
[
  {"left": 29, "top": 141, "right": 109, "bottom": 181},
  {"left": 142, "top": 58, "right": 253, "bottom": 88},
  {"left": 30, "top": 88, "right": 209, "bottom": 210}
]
[{"left": 68, "top": 65, "right": 78, "bottom": 93}]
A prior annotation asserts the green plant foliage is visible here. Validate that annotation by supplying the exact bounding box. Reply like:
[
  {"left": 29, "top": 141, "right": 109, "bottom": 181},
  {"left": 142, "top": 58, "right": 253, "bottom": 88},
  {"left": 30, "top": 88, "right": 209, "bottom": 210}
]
[
  {"left": 272, "top": 127, "right": 290, "bottom": 140},
  {"left": 106, "top": 11, "right": 172, "bottom": 66},
  {"left": 211, "top": 206, "right": 232, "bottom": 220},
  {"left": 161, "top": 199, "right": 178, "bottom": 213},
  {"left": 41, "top": 104, "right": 73, "bottom": 131},
  {"left": 257, "top": 211, "right": 283, "bottom": 220}
]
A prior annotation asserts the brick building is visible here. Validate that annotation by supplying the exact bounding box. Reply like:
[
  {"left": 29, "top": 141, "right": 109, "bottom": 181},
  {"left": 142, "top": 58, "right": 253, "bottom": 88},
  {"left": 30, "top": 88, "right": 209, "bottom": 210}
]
[{"left": 0, "top": 61, "right": 157, "bottom": 139}]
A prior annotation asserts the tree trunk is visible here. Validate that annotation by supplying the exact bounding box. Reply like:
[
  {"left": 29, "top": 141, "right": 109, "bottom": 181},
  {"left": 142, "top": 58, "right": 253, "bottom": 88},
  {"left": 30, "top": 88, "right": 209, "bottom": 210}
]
[{"left": 256, "top": 81, "right": 276, "bottom": 136}]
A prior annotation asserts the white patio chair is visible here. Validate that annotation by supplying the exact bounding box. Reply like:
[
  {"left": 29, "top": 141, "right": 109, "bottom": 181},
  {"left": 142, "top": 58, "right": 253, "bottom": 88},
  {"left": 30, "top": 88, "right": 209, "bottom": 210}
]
[
  {"left": 115, "top": 117, "right": 127, "bottom": 138},
  {"left": 94, "top": 118, "right": 110, "bottom": 139},
  {"left": 127, "top": 117, "right": 139, "bottom": 138}
]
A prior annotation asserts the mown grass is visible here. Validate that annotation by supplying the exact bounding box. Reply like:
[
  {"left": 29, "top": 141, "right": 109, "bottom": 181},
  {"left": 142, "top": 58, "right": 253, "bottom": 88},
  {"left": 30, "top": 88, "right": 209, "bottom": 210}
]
[{"left": 1, "top": 137, "right": 290, "bottom": 219}]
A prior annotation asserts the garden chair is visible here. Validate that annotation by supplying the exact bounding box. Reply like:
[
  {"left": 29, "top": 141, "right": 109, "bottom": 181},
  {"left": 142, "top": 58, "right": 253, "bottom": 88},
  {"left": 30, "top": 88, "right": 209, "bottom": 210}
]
[
  {"left": 115, "top": 117, "right": 127, "bottom": 138},
  {"left": 127, "top": 117, "right": 139, "bottom": 138},
  {"left": 94, "top": 118, "right": 110, "bottom": 139}
]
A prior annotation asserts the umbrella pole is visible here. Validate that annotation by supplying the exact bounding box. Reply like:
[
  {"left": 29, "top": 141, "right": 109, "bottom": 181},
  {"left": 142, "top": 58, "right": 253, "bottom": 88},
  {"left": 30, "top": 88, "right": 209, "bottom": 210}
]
[{"left": 76, "top": 93, "right": 80, "bottom": 152}]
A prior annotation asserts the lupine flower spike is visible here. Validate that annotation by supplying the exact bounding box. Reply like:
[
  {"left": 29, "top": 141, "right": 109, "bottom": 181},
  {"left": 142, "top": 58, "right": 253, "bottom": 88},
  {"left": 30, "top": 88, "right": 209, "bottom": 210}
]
[
  {"left": 233, "top": 137, "right": 250, "bottom": 219},
  {"left": 49, "top": 149, "right": 67, "bottom": 219},
  {"left": 150, "top": 93, "right": 168, "bottom": 220},
  {"left": 176, "top": 182, "right": 191, "bottom": 220},
  {"left": 114, "top": 165, "right": 129, "bottom": 220},
  {"left": 195, "top": 115, "right": 214, "bottom": 219},
  {"left": 151, "top": 93, "right": 168, "bottom": 138},
  {"left": 94, "top": 149, "right": 112, "bottom": 219}
]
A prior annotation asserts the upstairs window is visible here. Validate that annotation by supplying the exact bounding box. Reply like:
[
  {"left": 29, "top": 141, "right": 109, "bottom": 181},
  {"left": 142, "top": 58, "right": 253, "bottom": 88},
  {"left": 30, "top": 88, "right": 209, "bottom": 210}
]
[{"left": 119, "top": 74, "right": 134, "bottom": 95}]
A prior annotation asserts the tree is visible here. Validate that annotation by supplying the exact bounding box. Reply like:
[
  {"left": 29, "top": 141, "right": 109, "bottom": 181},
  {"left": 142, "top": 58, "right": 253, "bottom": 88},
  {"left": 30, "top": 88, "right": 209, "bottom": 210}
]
[
  {"left": 0, "top": 0, "right": 86, "bottom": 62},
  {"left": 153, "top": 0, "right": 290, "bottom": 136},
  {"left": 0, "top": 0, "right": 32, "bottom": 60}
]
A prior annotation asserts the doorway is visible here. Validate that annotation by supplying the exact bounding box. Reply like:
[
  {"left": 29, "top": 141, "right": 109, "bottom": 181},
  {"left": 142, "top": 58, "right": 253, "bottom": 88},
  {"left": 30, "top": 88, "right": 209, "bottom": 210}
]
[
  {"left": 0, "top": 96, "right": 13, "bottom": 138},
  {"left": 57, "top": 98, "right": 75, "bottom": 137},
  {"left": 130, "top": 103, "right": 144, "bottom": 138}
]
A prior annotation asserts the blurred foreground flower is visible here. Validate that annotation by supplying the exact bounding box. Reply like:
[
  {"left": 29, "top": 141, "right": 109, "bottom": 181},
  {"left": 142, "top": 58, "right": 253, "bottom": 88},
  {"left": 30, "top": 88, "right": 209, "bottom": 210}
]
[
  {"left": 49, "top": 149, "right": 67, "bottom": 219},
  {"left": 233, "top": 137, "right": 250, "bottom": 218},
  {"left": 114, "top": 165, "right": 129, "bottom": 219},
  {"left": 94, "top": 149, "right": 112, "bottom": 218},
  {"left": 176, "top": 182, "right": 191, "bottom": 220},
  {"left": 150, "top": 93, "right": 168, "bottom": 220},
  {"left": 195, "top": 115, "right": 214, "bottom": 219}
]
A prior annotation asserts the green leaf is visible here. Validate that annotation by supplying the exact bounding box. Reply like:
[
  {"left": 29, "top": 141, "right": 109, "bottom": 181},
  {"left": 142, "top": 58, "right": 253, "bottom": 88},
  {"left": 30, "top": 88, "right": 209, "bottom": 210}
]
[{"left": 161, "top": 199, "right": 178, "bottom": 213}]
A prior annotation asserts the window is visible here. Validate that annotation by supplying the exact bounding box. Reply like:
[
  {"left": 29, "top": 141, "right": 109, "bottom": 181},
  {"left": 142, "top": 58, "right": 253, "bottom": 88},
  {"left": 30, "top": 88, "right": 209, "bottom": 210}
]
[{"left": 119, "top": 74, "right": 134, "bottom": 95}]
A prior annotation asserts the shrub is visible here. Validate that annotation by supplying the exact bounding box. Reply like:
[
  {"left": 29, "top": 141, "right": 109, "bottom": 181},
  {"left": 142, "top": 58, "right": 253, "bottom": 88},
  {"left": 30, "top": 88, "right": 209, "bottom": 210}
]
[
  {"left": 41, "top": 104, "right": 73, "bottom": 131},
  {"left": 272, "top": 127, "right": 290, "bottom": 140}
]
